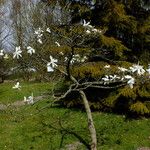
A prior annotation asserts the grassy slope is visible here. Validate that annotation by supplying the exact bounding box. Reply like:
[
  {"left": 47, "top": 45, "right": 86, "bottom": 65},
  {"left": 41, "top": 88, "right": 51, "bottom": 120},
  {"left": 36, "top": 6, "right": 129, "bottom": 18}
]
[
  {"left": 0, "top": 82, "right": 51, "bottom": 104},
  {"left": 0, "top": 82, "right": 150, "bottom": 150}
]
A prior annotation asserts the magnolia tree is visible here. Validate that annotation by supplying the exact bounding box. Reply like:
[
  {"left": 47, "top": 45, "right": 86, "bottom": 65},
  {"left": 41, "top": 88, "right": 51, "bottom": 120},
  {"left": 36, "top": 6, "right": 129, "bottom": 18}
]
[{"left": 1, "top": 20, "right": 150, "bottom": 150}]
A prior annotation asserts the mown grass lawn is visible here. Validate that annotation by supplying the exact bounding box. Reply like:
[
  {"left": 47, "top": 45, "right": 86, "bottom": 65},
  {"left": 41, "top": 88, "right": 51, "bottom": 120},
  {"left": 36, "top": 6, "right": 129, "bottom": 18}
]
[{"left": 0, "top": 82, "right": 150, "bottom": 150}]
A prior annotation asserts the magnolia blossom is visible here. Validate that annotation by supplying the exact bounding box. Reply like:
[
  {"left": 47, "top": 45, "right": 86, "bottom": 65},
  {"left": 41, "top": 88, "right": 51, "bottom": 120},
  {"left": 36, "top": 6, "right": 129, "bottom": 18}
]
[
  {"left": 92, "top": 28, "right": 102, "bottom": 34},
  {"left": 13, "top": 46, "right": 22, "bottom": 59},
  {"left": 34, "top": 28, "right": 43, "bottom": 38},
  {"left": 47, "top": 55, "right": 58, "bottom": 72},
  {"left": 127, "top": 77, "right": 135, "bottom": 89},
  {"left": 27, "top": 46, "right": 35, "bottom": 55},
  {"left": 109, "top": 75, "right": 120, "bottom": 81},
  {"left": 4, "top": 54, "right": 9, "bottom": 59},
  {"left": 83, "top": 20, "right": 93, "bottom": 28},
  {"left": 102, "top": 75, "right": 110, "bottom": 84},
  {"left": 55, "top": 41, "right": 60, "bottom": 47},
  {"left": 49, "top": 55, "right": 58, "bottom": 68},
  {"left": 60, "top": 52, "right": 64, "bottom": 55},
  {"left": 46, "top": 28, "right": 51, "bottom": 33},
  {"left": 0, "top": 49, "right": 4, "bottom": 56},
  {"left": 104, "top": 65, "right": 110, "bottom": 69},
  {"left": 34, "top": 28, "right": 43, "bottom": 44},
  {"left": 65, "top": 54, "right": 87, "bottom": 64},
  {"left": 37, "top": 39, "right": 42, "bottom": 44},
  {"left": 86, "top": 30, "right": 91, "bottom": 34},
  {"left": 47, "top": 63, "right": 54, "bottom": 72},
  {"left": 118, "top": 67, "right": 128, "bottom": 72},
  {"left": 24, "top": 93, "right": 34, "bottom": 104},
  {"left": 146, "top": 68, "right": 150, "bottom": 74},
  {"left": 124, "top": 75, "right": 135, "bottom": 89},
  {"left": 129, "top": 64, "right": 145, "bottom": 75},
  {"left": 12, "top": 82, "right": 21, "bottom": 90}
]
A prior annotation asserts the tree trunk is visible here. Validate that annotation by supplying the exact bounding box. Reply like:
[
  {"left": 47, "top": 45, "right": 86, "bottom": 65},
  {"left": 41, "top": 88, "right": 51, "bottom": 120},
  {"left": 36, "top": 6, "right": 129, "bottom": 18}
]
[{"left": 79, "top": 90, "right": 97, "bottom": 150}]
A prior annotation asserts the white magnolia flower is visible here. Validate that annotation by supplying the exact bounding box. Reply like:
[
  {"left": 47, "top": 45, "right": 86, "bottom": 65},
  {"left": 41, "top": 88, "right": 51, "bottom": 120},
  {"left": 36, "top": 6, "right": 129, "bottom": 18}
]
[
  {"left": 4, "top": 54, "right": 9, "bottom": 59},
  {"left": 0, "top": 49, "right": 4, "bottom": 56},
  {"left": 127, "top": 77, "right": 135, "bottom": 89},
  {"left": 46, "top": 28, "right": 51, "bottom": 33},
  {"left": 104, "top": 65, "right": 110, "bottom": 69},
  {"left": 60, "top": 52, "right": 64, "bottom": 55},
  {"left": 49, "top": 55, "right": 58, "bottom": 68},
  {"left": 118, "top": 67, "right": 128, "bottom": 72},
  {"left": 92, "top": 28, "right": 102, "bottom": 34},
  {"left": 24, "top": 93, "right": 34, "bottom": 104},
  {"left": 83, "top": 19, "right": 93, "bottom": 28},
  {"left": 86, "top": 30, "right": 91, "bottom": 34},
  {"left": 81, "top": 56, "right": 88, "bottom": 62},
  {"left": 47, "top": 55, "right": 58, "bottom": 72},
  {"left": 12, "top": 82, "right": 21, "bottom": 90},
  {"left": 129, "top": 64, "right": 145, "bottom": 75},
  {"left": 55, "top": 41, "right": 60, "bottom": 47},
  {"left": 124, "top": 75, "right": 132, "bottom": 79},
  {"left": 37, "top": 39, "right": 42, "bottom": 44},
  {"left": 27, "top": 46, "right": 35, "bottom": 55},
  {"left": 13, "top": 46, "right": 22, "bottom": 59},
  {"left": 34, "top": 28, "right": 43, "bottom": 38},
  {"left": 47, "top": 63, "right": 54, "bottom": 72},
  {"left": 102, "top": 75, "right": 110, "bottom": 84},
  {"left": 109, "top": 75, "right": 120, "bottom": 81},
  {"left": 124, "top": 75, "right": 135, "bottom": 89},
  {"left": 146, "top": 68, "right": 150, "bottom": 74}
]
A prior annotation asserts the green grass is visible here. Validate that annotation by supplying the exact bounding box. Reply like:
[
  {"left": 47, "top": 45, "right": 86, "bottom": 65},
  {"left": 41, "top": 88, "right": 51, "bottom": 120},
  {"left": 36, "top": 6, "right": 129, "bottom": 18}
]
[
  {"left": 0, "top": 82, "right": 150, "bottom": 150},
  {"left": 0, "top": 82, "right": 51, "bottom": 104}
]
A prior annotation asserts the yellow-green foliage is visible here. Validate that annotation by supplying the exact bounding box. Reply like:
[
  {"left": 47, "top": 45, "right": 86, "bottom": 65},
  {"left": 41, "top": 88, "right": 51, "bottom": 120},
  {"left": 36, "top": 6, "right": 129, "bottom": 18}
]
[
  {"left": 105, "top": 93, "right": 120, "bottom": 107},
  {"left": 137, "top": 83, "right": 150, "bottom": 98},
  {"left": 72, "top": 62, "right": 118, "bottom": 79},
  {"left": 118, "top": 86, "right": 137, "bottom": 100},
  {"left": 130, "top": 102, "right": 149, "bottom": 115},
  {"left": 100, "top": 35, "right": 129, "bottom": 58}
]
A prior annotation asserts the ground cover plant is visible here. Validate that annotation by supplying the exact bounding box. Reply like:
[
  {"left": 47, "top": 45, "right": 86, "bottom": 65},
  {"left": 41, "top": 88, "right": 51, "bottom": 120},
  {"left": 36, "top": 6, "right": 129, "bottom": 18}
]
[{"left": 0, "top": 82, "right": 150, "bottom": 150}]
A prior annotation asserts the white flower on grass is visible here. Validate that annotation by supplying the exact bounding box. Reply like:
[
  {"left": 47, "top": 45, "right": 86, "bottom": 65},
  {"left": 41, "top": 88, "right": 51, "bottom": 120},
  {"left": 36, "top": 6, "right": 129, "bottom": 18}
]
[
  {"left": 12, "top": 82, "right": 21, "bottom": 90},
  {"left": 13, "top": 46, "right": 22, "bottom": 59},
  {"left": 27, "top": 46, "right": 35, "bottom": 55},
  {"left": 55, "top": 41, "right": 60, "bottom": 47},
  {"left": 118, "top": 67, "right": 128, "bottom": 72},
  {"left": 46, "top": 28, "right": 51, "bottom": 33},
  {"left": 83, "top": 19, "right": 93, "bottom": 28},
  {"left": 124, "top": 75, "right": 135, "bottom": 89},
  {"left": 0, "top": 49, "right": 4, "bottom": 56},
  {"left": 4, "top": 54, "right": 9, "bottom": 59},
  {"left": 24, "top": 93, "right": 34, "bottom": 104},
  {"left": 104, "top": 65, "right": 110, "bottom": 69},
  {"left": 129, "top": 64, "right": 145, "bottom": 75}
]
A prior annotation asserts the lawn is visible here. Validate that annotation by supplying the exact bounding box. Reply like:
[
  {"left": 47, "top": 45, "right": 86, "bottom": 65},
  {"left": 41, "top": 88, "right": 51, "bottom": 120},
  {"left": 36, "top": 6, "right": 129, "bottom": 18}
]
[{"left": 0, "top": 82, "right": 150, "bottom": 150}]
